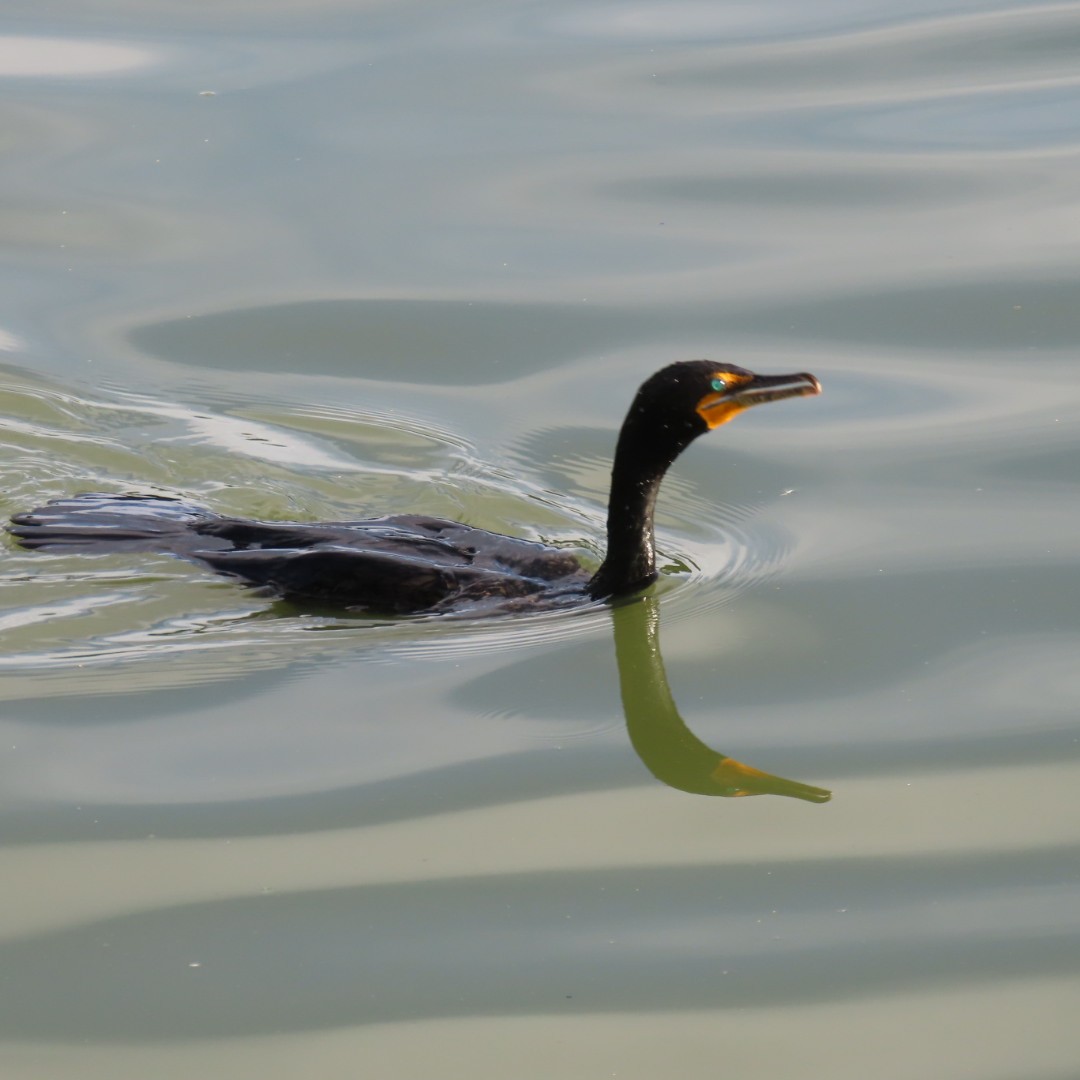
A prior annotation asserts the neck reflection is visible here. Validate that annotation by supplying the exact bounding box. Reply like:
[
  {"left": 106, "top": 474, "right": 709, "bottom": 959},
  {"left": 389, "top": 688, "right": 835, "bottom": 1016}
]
[{"left": 611, "top": 593, "right": 830, "bottom": 803}]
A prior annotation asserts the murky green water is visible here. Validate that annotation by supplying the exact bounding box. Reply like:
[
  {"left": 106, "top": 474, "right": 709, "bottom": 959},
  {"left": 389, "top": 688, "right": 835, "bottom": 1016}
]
[{"left": 2, "top": 2, "right": 1079, "bottom": 1077}]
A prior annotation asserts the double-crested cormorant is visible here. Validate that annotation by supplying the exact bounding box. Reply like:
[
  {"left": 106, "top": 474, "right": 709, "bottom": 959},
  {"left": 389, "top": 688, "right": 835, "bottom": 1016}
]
[{"left": 8, "top": 361, "right": 820, "bottom": 614}]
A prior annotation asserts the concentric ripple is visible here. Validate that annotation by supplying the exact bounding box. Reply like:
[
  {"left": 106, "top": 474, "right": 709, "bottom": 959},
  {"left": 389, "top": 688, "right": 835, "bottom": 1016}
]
[{"left": 0, "top": 363, "right": 805, "bottom": 684}]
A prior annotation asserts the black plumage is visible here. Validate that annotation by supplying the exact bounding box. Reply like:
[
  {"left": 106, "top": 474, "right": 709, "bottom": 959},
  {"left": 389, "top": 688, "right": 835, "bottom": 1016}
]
[{"left": 8, "top": 361, "right": 819, "bottom": 614}]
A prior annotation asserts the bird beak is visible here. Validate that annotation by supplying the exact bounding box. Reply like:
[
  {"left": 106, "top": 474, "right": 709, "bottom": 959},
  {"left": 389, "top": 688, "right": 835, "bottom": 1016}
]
[
  {"left": 731, "top": 371, "right": 822, "bottom": 408},
  {"left": 696, "top": 371, "right": 821, "bottom": 429}
]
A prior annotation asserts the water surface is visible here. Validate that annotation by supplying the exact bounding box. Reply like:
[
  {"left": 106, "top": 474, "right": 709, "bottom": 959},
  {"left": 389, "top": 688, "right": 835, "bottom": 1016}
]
[{"left": 1, "top": 1, "right": 1079, "bottom": 1077}]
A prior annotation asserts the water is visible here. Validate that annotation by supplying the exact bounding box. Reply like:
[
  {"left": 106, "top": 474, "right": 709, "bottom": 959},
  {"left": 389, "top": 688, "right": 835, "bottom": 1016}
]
[{"left": 1, "top": 2, "right": 1079, "bottom": 1077}]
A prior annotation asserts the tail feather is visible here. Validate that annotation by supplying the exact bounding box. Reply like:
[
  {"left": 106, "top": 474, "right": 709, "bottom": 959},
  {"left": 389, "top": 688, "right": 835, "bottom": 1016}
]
[{"left": 8, "top": 494, "right": 217, "bottom": 554}]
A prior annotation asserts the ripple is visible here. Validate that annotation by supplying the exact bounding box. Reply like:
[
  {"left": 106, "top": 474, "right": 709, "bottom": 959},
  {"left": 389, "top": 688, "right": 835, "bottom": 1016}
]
[
  {"left": 0, "top": 371, "right": 622, "bottom": 678},
  {"left": 126, "top": 297, "right": 656, "bottom": 382},
  {"left": 550, "top": 5, "right": 1080, "bottom": 118},
  {"left": 540, "top": 0, "right": 927, "bottom": 43},
  {"left": 1, "top": 356, "right": 811, "bottom": 680},
  {"left": 0, "top": 312, "right": 849, "bottom": 683}
]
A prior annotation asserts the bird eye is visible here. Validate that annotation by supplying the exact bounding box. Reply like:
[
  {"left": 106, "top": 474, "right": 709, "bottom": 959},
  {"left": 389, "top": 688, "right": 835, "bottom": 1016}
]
[{"left": 711, "top": 377, "right": 727, "bottom": 392}]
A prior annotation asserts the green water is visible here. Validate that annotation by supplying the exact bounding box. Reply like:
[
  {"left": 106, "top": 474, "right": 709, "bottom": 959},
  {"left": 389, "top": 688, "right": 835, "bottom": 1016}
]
[{"left": 1, "top": 2, "right": 1079, "bottom": 1077}]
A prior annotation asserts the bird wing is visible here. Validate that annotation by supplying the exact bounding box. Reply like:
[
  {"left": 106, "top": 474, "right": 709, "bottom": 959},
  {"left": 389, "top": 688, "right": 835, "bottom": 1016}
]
[{"left": 191, "top": 544, "right": 530, "bottom": 613}]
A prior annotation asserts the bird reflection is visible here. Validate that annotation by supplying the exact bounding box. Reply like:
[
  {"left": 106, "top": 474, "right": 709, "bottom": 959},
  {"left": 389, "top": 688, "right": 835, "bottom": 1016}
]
[{"left": 612, "top": 593, "right": 830, "bottom": 803}]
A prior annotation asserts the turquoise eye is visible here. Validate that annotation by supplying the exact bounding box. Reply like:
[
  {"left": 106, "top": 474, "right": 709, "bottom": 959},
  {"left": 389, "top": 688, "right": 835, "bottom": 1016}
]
[{"left": 711, "top": 377, "right": 727, "bottom": 392}]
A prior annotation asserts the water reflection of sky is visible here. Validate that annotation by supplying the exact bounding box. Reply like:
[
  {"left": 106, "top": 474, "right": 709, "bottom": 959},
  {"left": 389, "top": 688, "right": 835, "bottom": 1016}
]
[{"left": 0, "top": 36, "right": 154, "bottom": 77}]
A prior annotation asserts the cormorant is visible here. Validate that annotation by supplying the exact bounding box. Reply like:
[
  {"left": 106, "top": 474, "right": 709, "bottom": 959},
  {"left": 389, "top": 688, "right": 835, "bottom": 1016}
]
[{"left": 8, "top": 361, "right": 820, "bottom": 614}]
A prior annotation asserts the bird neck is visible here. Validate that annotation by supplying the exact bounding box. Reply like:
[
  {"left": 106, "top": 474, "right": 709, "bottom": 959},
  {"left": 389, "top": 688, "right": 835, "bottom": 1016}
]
[
  {"left": 588, "top": 443, "right": 669, "bottom": 600},
  {"left": 613, "top": 592, "right": 731, "bottom": 794}
]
